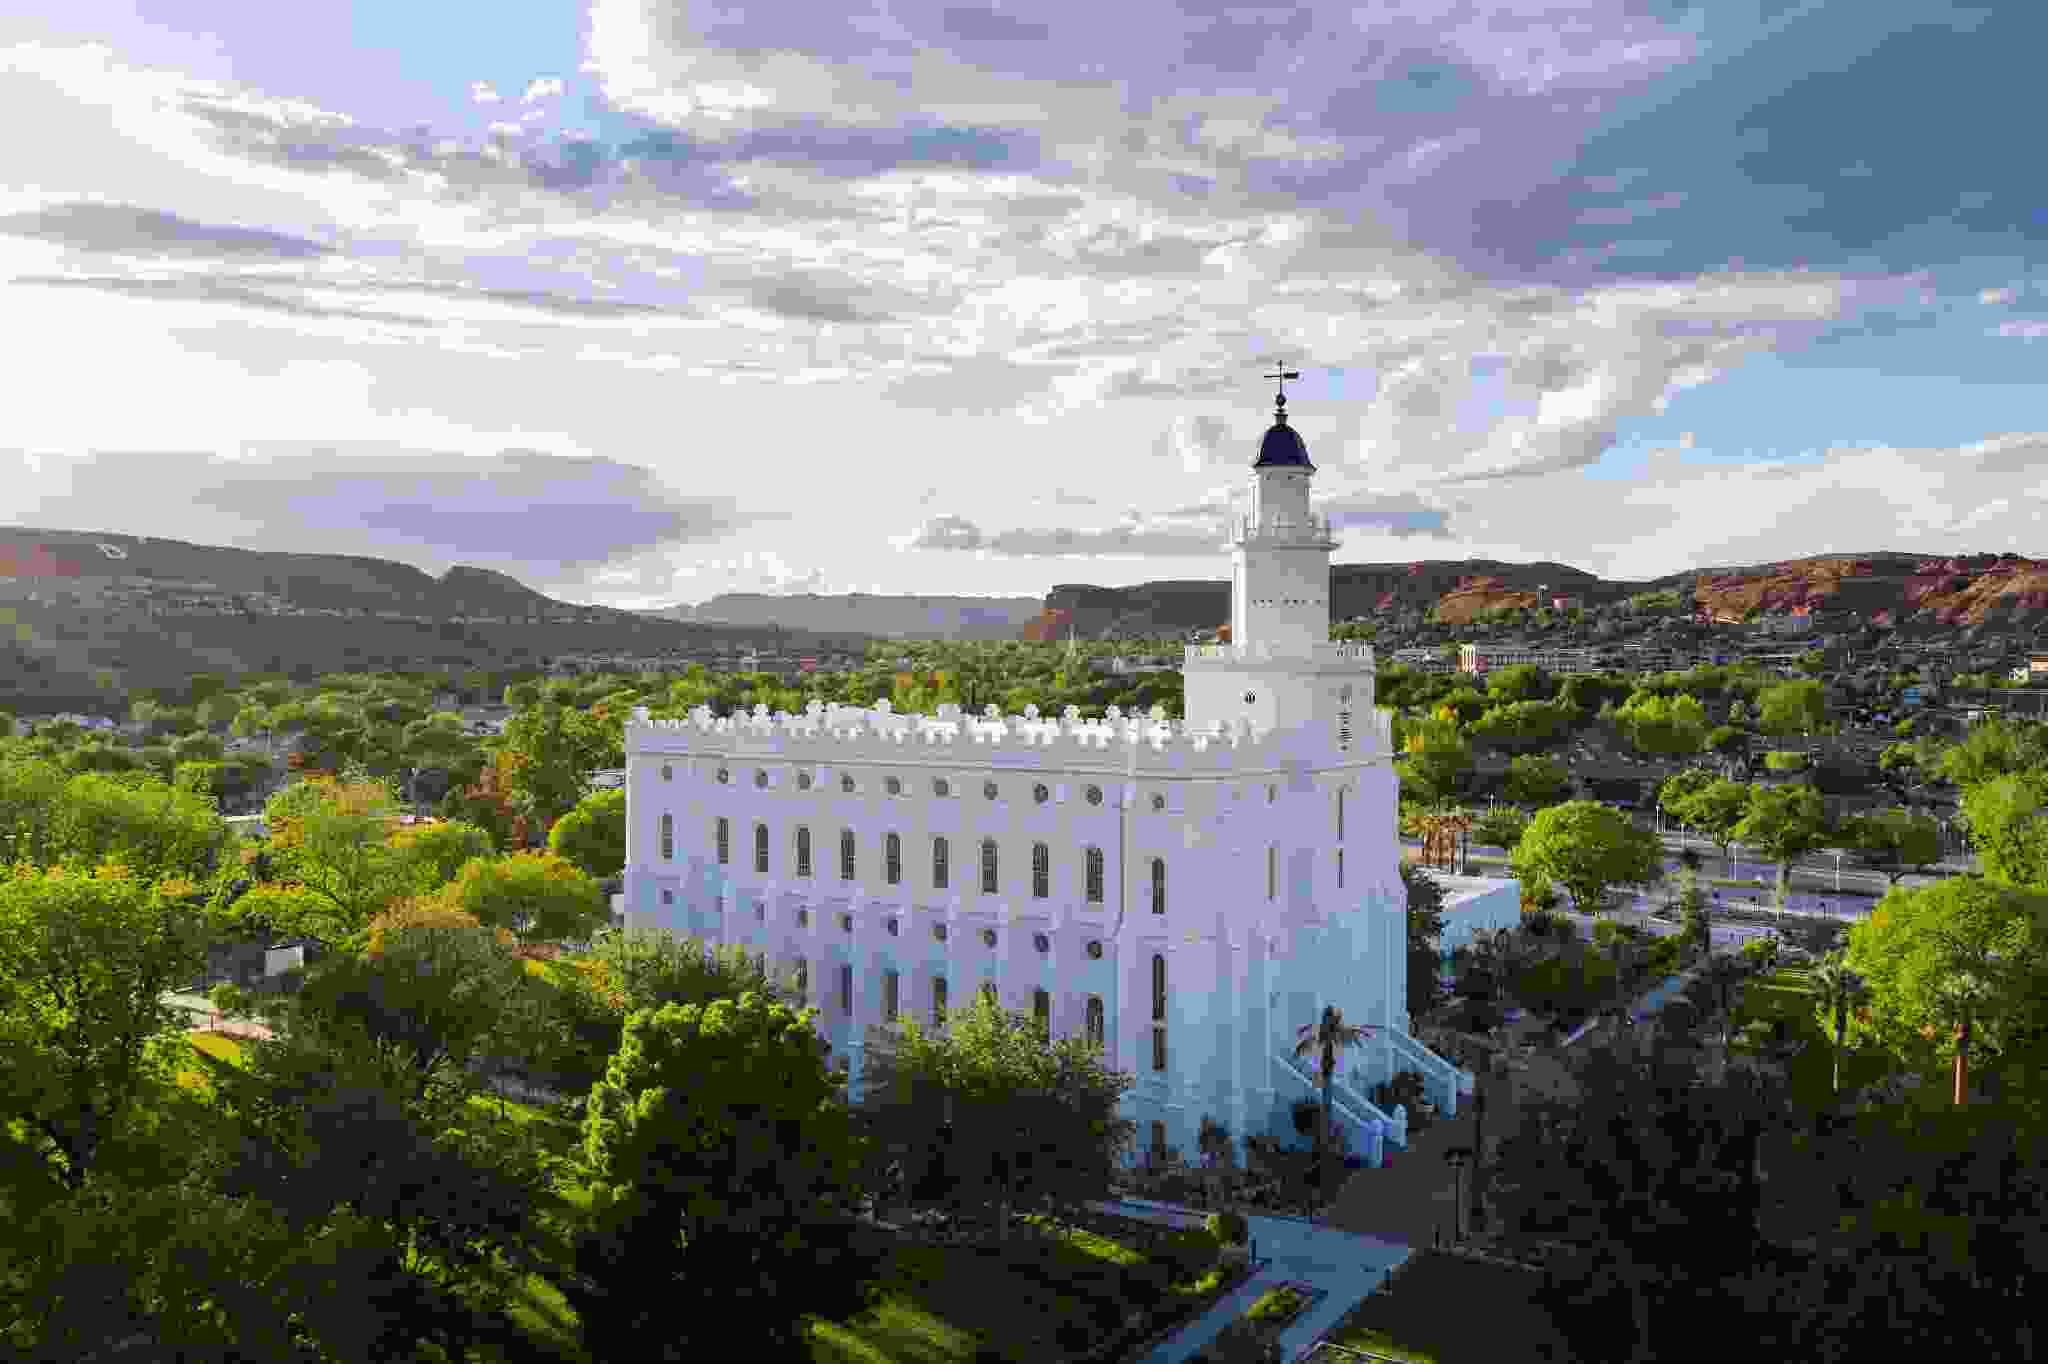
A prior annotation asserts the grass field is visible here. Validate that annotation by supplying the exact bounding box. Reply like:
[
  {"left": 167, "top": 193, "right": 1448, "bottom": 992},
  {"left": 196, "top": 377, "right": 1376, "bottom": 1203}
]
[{"left": 1324, "top": 1251, "right": 1567, "bottom": 1364}]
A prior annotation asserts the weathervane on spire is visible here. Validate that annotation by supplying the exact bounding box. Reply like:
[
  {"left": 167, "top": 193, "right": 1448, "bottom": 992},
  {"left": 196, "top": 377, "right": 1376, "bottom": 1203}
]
[{"left": 1264, "top": 363, "right": 1300, "bottom": 424}]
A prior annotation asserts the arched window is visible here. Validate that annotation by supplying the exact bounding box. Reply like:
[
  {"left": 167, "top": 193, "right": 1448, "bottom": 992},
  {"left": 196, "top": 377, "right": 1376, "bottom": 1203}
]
[
  {"left": 840, "top": 828, "right": 856, "bottom": 881},
  {"left": 883, "top": 970, "right": 900, "bottom": 1022},
  {"left": 980, "top": 838, "right": 999, "bottom": 895},
  {"left": 1337, "top": 787, "right": 1346, "bottom": 842},
  {"left": 933, "top": 836, "right": 950, "bottom": 890},
  {"left": 1034, "top": 988, "right": 1050, "bottom": 1033},
  {"left": 1085, "top": 996, "right": 1105, "bottom": 1049},
  {"left": 714, "top": 816, "right": 729, "bottom": 865},
  {"left": 1151, "top": 953, "right": 1167, "bottom": 1072},
  {"left": 1085, "top": 847, "right": 1104, "bottom": 903},
  {"left": 839, "top": 962, "right": 853, "bottom": 1016},
  {"left": 1338, "top": 847, "right": 1345, "bottom": 890},
  {"left": 1150, "top": 857, "right": 1166, "bottom": 915},
  {"left": 1267, "top": 845, "right": 1277, "bottom": 901},
  {"left": 796, "top": 826, "right": 813, "bottom": 877},
  {"left": 885, "top": 832, "right": 902, "bottom": 885},
  {"left": 795, "top": 957, "right": 808, "bottom": 1005},
  {"left": 1032, "top": 842, "right": 1050, "bottom": 898},
  {"left": 754, "top": 823, "right": 769, "bottom": 874},
  {"left": 659, "top": 813, "right": 674, "bottom": 861},
  {"left": 932, "top": 976, "right": 948, "bottom": 1027}
]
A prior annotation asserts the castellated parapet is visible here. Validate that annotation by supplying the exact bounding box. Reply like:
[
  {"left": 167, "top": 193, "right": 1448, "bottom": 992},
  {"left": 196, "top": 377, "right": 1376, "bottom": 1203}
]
[{"left": 624, "top": 697, "right": 1396, "bottom": 774}]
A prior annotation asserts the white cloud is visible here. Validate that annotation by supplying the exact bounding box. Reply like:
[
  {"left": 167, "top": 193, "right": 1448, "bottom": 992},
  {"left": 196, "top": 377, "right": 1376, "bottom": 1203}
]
[
  {"left": 521, "top": 76, "right": 564, "bottom": 103},
  {"left": 469, "top": 81, "right": 501, "bottom": 104}
]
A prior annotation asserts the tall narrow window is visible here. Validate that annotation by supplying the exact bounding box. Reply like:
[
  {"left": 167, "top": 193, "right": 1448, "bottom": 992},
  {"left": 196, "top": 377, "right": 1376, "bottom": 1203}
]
[
  {"left": 1086, "top": 996, "right": 1105, "bottom": 1049},
  {"left": 1150, "top": 858, "right": 1166, "bottom": 915},
  {"left": 1151, "top": 953, "right": 1167, "bottom": 1072},
  {"left": 1337, "top": 787, "right": 1346, "bottom": 842},
  {"left": 659, "top": 813, "right": 673, "bottom": 861},
  {"left": 715, "top": 816, "right": 729, "bottom": 865},
  {"left": 883, "top": 970, "right": 900, "bottom": 1022},
  {"left": 1267, "top": 845, "right": 1277, "bottom": 901},
  {"left": 885, "top": 832, "right": 902, "bottom": 885},
  {"left": 933, "top": 836, "right": 949, "bottom": 890},
  {"left": 1338, "top": 847, "right": 1345, "bottom": 889},
  {"left": 840, "top": 829, "right": 856, "bottom": 881},
  {"left": 754, "top": 823, "right": 769, "bottom": 874},
  {"left": 1151, "top": 1121, "right": 1167, "bottom": 1163},
  {"left": 932, "top": 976, "right": 947, "bottom": 1027},
  {"left": 796, "top": 826, "right": 812, "bottom": 877},
  {"left": 1034, "top": 988, "right": 1050, "bottom": 1034},
  {"left": 795, "top": 957, "right": 808, "bottom": 1005},
  {"left": 1032, "top": 842, "right": 1050, "bottom": 899},
  {"left": 839, "top": 962, "right": 853, "bottom": 1016},
  {"left": 1085, "top": 847, "right": 1104, "bottom": 903},
  {"left": 980, "top": 838, "right": 999, "bottom": 895}
]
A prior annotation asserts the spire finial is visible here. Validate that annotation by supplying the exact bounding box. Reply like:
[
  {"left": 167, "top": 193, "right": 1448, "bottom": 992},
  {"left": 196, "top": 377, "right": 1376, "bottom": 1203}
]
[{"left": 1264, "top": 363, "right": 1300, "bottom": 424}]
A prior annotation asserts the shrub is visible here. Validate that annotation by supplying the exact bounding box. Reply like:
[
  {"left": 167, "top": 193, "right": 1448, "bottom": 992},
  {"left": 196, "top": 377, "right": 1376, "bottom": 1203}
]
[
  {"left": 1763, "top": 751, "right": 1809, "bottom": 771},
  {"left": 1205, "top": 1210, "right": 1249, "bottom": 1246},
  {"left": 1246, "top": 1284, "right": 1308, "bottom": 1324}
]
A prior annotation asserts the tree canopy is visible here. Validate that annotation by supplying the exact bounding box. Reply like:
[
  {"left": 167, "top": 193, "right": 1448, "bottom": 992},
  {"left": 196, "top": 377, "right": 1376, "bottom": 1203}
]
[{"left": 1510, "top": 801, "right": 1663, "bottom": 917}]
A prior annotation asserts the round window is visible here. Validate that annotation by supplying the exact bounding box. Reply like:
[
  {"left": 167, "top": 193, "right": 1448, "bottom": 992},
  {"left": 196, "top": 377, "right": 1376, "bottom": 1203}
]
[
  {"left": 841, "top": 774, "right": 856, "bottom": 793},
  {"left": 1086, "top": 940, "right": 1104, "bottom": 960},
  {"left": 754, "top": 769, "right": 768, "bottom": 789},
  {"left": 934, "top": 778, "right": 951, "bottom": 797},
  {"left": 1085, "top": 785, "right": 1103, "bottom": 806},
  {"left": 797, "top": 771, "right": 813, "bottom": 790},
  {"left": 934, "top": 924, "right": 948, "bottom": 942},
  {"left": 983, "top": 781, "right": 999, "bottom": 801},
  {"left": 717, "top": 768, "right": 730, "bottom": 784},
  {"left": 886, "top": 776, "right": 903, "bottom": 795},
  {"left": 1033, "top": 783, "right": 1050, "bottom": 804},
  {"left": 1151, "top": 792, "right": 1167, "bottom": 812}
]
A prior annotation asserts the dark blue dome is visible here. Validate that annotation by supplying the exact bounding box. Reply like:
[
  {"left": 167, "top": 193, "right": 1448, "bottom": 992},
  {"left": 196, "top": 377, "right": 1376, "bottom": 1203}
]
[{"left": 1254, "top": 419, "right": 1313, "bottom": 470}]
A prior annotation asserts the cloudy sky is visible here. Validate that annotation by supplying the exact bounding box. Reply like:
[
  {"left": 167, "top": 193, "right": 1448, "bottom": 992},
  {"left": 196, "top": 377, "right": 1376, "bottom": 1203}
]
[{"left": 3, "top": 2, "right": 2044, "bottom": 608}]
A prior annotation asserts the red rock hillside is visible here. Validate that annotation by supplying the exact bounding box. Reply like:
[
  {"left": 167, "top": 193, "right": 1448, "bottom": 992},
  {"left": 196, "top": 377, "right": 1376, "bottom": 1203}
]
[{"left": 1429, "top": 576, "right": 1541, "bottom": 625}]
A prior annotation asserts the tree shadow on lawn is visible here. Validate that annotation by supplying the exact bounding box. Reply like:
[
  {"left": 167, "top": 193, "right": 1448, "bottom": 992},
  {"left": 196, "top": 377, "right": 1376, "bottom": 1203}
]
[
  {"left": 811, "top": 1220, "right": 1218, "bottom": 1364},
  {"left": 1330, "top": 1250, "right": 1569, "bottom": 1364}
]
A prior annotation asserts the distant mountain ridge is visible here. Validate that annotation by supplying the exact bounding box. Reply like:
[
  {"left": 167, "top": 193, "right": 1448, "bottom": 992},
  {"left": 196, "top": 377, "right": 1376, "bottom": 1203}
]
[{"left": 644, "top": 592, "right": 1044, "bottom": 640}]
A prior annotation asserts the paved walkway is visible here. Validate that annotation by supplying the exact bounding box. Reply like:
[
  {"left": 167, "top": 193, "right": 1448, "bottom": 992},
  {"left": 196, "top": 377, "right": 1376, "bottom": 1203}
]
[{"left": 1086, "top": 1198, "right": 1410, "bottom": 1364}]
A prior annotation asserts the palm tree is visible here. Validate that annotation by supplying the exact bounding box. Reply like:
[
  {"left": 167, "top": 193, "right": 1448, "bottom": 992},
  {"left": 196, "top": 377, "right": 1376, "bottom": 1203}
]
[
  {"left": 1701, "top": 955, "right": 1748, "bottom": 1055},
  {"left": 1809, "top": 951, "right": 1869, "bottom": 1099},
  {"left": 1674, "top": 847, "right": 1708, "bottom": 960},
  {"left": 1934, "top": 963, "right": 1999, "bottom": 1107},
  {"left": 1294, "top": 1003, "right": 1377, "bottom": 1214}
]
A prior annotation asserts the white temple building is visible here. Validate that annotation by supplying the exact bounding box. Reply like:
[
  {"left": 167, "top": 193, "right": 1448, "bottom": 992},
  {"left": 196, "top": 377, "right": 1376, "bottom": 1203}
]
[{"left": 620, "top": 377, "right": 1489, "bottom": 1167}]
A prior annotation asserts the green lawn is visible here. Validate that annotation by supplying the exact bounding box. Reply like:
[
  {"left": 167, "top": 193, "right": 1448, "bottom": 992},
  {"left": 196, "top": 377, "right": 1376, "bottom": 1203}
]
[
  {"left": 1325, "top": 1251, "right": 1567, "bottom": 1364},
  {"left": 1731, "top": 968, "right": 1893, "bottom": 1111}
]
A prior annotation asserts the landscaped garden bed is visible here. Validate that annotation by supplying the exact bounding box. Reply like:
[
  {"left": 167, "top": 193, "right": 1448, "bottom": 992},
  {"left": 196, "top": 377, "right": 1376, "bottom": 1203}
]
[
  {"left": 1189, "top": 1280, "right": 1327, "bottom": 1364},
  {"left": 1323, "top": 1249, "right": 1568, "bottom": 1364}
]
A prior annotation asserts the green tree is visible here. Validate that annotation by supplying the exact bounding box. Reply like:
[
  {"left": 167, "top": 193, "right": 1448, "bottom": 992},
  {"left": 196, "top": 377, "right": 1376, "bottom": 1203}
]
[
  {"left": 498, "top": 700, "right": 614, "bottom": 839},
  {"left": 1673, "top": 848, "right": 1709, "bottom": 961},
  {"left": 385, "top": 817, "right": 496, "bottom": 896},
  {"left": 1402, "top": 862, "right": 1448, "bottom": 1017},
  {"left": 1502, "top": 752, "right": 1570, "bottom": 808},
  {"left": 436, "top": 850, "right": 610, "bottom": 945},
  {"left": 1797, "top": 650, "right": 1828, "bottom": 678},
  {"left": 862, "top": 990, "right": 1136, "bottom": 1239},
  {"left": 1844, "top": 808, "right": 1944, "bottom": 886},
  {"left": 1834, "top": 877, "right": 2045, "bottom": 1103},
  {"left": 1615, "top": 690, "right": 1708, "bottom": 757},
  {"left": 1397, "top": 710, "right": 1473, "bottom": 805},
  {"left": 0, "top": 865, "right": 215, "bottom": 1192},
  {"left": 195, "top": 692, "right": 242, "bottom": 733},
  {"left": 257, "top": 774, "right": 419, "bottom": 948},
  {"left": 1658, "top": 767, "right": 1718, "bottom": 844},
  {"left": 46, "top": 770, "right": 226, "bottom": 881},
  {"left": 1809, "top": 951, "right": 1870, "bottom": 1099},
  {"left": 1510, "top": 801, "right": 1663, "bottom": 917},
  {"left": 1670, "top": 778, "right": 1754, "bottom": 879},
  {"left": 1293, "top": 1003, "right": 1376, "bottom": 1208},
  {"left": 1959, "top": 772, "right": 2048, "bottom": 889},
  {"left": 502, "top": 681, "right": 541, "bottom": 709},
  {"left": 1731, "top": 784, "right": 1828, "bottom": 908},
  {"left": 1932, "top": 713, "right": 2048, "bottom": 788},
  {"left": 563, "top": 991, "right": 885, "bottom": 1361},
  {"left": 1470, "top": 806, "right": 1530, "bottom": 853},
  {"left": 1486, "top": 663, "right": 1550, "bottom": 703},
  {"left": 548, "top": 786, "right": 628, "bottom": 880},
  {"left": 1467, "top": 698, "right": 1572, "bottom": 754}
]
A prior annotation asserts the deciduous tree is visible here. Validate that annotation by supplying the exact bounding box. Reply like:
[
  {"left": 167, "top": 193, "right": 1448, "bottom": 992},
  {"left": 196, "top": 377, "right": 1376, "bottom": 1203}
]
[
  {"left": 1730, "top": 783, "right": 1827, "bottom": 908},
  {"left": 1509, "top": 801, "right": 1663, "bottom": 918},
  {"left": 548, "top": 786, "right": 628, "bottom": 880},
  {"left": 436, "top": 850, "right": 611, "bottom": 946}
]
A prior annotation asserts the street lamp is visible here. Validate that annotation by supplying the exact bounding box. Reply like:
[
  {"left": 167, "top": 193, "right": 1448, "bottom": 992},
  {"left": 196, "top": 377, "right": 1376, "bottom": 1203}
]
[{"left": 1442, "top": 1144, "right": 1474, "bottom": 1243}]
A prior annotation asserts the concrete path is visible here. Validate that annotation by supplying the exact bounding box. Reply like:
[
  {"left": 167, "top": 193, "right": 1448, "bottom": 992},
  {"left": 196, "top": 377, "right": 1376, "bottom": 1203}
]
[{"left": 1086, "top": 1198, "right": 1410, "bottom": 1364}]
